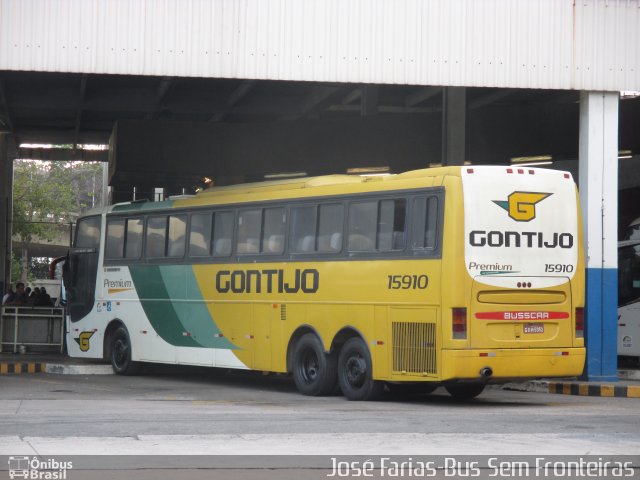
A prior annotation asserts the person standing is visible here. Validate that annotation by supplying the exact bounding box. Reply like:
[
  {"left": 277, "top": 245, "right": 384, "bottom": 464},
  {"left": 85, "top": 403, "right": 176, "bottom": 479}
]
[
  {"left": 2, "top": 285, "right": 13, "bottom": 304},
  {"left": 4, "top": 282, "right": 28, "bottom": 305}
]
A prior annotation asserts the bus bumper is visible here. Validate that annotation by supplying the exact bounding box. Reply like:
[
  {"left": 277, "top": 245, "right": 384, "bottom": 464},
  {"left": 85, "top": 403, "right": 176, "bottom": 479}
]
[{"left": 439, "top": 347, "right": 586, "bottom": 382}]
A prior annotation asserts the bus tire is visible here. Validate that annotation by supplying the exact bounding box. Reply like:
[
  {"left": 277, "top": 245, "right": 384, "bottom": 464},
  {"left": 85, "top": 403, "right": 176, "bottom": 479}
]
[
  {"left": 110, "top": 326, "right": 141, "bottom": 376},
  {"left": 338, "top": 337, "right": 383, "bottom": 401},
  {"left": 445, "top": 384, "right": 485, "bottom": 399},
  {"left": 292, "top": 333, "right": 337, "bottom": 396}
]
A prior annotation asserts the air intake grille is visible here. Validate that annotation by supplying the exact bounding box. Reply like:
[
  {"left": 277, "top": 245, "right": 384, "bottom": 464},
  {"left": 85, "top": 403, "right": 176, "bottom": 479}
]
[{"left": 392, "top": 322, "right": 437, "bottom": 374}]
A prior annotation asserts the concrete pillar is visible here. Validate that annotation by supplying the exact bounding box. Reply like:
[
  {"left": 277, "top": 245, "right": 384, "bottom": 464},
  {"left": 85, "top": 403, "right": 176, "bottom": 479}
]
[
  {"left": 578, "top": 91, "right": 619, "bottom": 381},
  {"left": 441, "top": 87, "right": 466, "bottom": 166},
  {"left": 0, "top": 134, "right": 12, "bottom": 295}
]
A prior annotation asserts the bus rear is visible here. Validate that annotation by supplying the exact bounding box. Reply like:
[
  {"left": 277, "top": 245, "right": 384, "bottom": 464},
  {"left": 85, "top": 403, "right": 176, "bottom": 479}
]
[{"left": 441, "top": 166, "right": 585, "bottom": 383}]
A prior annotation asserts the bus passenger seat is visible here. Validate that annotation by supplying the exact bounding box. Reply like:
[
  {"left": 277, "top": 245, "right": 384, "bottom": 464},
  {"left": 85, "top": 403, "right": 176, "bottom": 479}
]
[
  {"left": 266, "top": 235, "right": 284, "bottom": 253},
  {"left": 330, "top": 233, "right": 342, "bottom": 251},
  {"left": 238, "top": 238, "right": 259, "bottom": 254},
  {"left": 300, "top": 235, "right": 315, "bottom": 252},
  {"left": 348, "top": 234, "right": 374, "bottom": 251},
  {"left": 214, "top": 238, "right": 231, "bottom": 255}
]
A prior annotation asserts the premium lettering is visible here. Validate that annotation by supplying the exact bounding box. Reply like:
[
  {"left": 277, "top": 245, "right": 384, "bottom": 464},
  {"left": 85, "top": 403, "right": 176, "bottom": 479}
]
[
  {"left": 469, "top": 230, "right": 573, "bottom": 249},
  {"left": 103, "top": 278, "right": 133, "bottom": 288},
  {"left": 216, "top": 269, "right": 319, "bottom": 294}
]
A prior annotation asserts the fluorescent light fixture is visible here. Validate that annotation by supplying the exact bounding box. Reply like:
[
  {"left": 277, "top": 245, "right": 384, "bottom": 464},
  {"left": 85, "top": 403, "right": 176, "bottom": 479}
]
[
  {"left": 621, "top": 91, "right": 640, "bottom": 99},
  {"left": 514, "top": 161, "right": 553, "bottom": 166},
  {"left": 511, "top": 155, "right": 553, "bottom": 164},
  {"left": 347, "top": 166, "right": 390, "bottom": 174},
  {"left": 19, "top": 143, "right": 108, "bottom": 150},
  {"left": 264, "top": 172, "right": 308, "bottom": 179}
]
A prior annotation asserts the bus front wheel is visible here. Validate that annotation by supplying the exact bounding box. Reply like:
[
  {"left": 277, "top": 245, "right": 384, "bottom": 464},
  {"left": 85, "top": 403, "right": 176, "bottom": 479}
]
[
  {"left": 110, "top": 327, "right": 141, "bottom": 375},
  {"left": 292, "top": 333, "right": 337, "bottom": 396},
  {"left": 445, "top": 384, "right": 485, "bottom": 399},
  {"left": 338, "top": 337, "right": 384, "bottom": 401}
]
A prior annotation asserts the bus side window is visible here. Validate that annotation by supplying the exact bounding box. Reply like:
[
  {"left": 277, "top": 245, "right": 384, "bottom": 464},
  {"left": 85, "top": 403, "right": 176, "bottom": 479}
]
[
  {"left": 411, "top": 196, "right": 438, "bottom": 250},
  {"left": 167, "top": 215, "right": 187, "bottom": 258},
  {"left": 75, "top": 216, "right": 101, "bottom": 248},
  {"left": 125, "top": 218, "right": 143, "bottom": 259},
  {"left": 105, "top": 218, "right": 125, "bottom": 259},
  {"left": 189, "top": 212, "right": 213, "bottom": 257},
  {"left": 237, "top": 210, "right": 261, "bottom": 254},
  {"left": 291, "top": 206, "right": 317, "bottom": 253},
  {"left": 318, "top": 204, "right": 344, "bottom": 252},
  {"left": 213, "top": 211, "right": 234, "bottom": 257},
  {"left": 377, "top": 199, "right": 406, "bottom": 252},
  {"left": 348, "top": 201, "right": 377, "bottom": 252},
  {"left": 146, "top": 216, "right": 167, "bottom": 258},
  {"left": 262, "top": 208, "right": 285, "bottom": 254}
]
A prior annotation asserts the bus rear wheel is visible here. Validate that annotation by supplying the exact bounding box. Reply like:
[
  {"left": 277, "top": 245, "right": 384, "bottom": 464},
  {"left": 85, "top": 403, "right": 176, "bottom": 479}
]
[
  {"left": 445, "top": 384, "right": 485, "bottom": 399},
  {"left": 338, "top": 337, "right": 384, "bottom": 401},
  {"left": 110, "top": 326, "right": 141, "bottom": 375},
  {"left": 292, "top": 333, "right": 337, "bottom": 396}
]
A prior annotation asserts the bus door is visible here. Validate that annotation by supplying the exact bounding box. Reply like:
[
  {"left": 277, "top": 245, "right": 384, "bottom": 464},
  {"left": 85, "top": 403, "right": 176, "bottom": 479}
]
[{"left": 63, "top": 216, "right": 101, "bottom": 322}]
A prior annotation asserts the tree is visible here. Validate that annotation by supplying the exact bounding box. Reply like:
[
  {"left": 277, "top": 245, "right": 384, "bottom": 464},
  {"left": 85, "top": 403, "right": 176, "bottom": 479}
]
[{"left": 11, "top": 160, "right": 103, "bottom": 283}]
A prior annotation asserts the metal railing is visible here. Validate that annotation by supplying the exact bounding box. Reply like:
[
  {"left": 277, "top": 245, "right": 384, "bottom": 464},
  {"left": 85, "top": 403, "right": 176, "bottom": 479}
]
[{"left": 0, "top": 306, "right": 65, "bottom": 354}]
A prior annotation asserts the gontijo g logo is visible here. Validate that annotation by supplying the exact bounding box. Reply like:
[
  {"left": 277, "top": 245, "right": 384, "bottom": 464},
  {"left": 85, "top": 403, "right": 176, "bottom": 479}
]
[{"left": 493, "top": 192, "right": 551, "bottom": 222}]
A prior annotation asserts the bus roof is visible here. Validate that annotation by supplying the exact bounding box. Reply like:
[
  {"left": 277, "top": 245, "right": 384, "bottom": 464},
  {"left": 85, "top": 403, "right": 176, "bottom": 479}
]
[
  {"left": 103, "top": 166, "right": 572, "bottom": 214},
  {"left": 196, "top": 167, "right": 464, "bottom": 197}
]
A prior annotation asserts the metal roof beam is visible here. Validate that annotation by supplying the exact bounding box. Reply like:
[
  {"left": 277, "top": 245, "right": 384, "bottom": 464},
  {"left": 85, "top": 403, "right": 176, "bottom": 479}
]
[
  {"left": 404, "top": 87, "right": 442, "bottom": 107},
  {"left": 341, "top": 88, "right": 362, "bottom": 105},
  {"left": 468, "top": 89, "right": 515, "bottom": 110},
  {"left": 14, "top": 128, "right": 109, "bottom": 146},
  {"left": 328, "top": 105, "right": 438, "bottom": 114},
  {"left": 145, "top": 76, "right": 175, "bottom": 120},
  {"left": 209, "top": 80, "right": 255, "bottom": 122},
  {"left": 283, "top": 85, "right": 345, "bottom": 120},
  {"left": 17, "top": 146, "right": 108, "bottom": 162}
]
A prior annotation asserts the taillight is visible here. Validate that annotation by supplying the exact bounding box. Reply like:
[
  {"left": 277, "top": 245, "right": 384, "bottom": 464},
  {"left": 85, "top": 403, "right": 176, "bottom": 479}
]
[
  {"left": 575, "top": 307, "right": 584, "bottom": 338},
  {"left": 452, "top": 307, "right": 467, "bottom": 339}
]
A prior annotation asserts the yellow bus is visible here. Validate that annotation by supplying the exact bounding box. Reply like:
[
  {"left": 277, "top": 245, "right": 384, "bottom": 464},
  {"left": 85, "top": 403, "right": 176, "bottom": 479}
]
[{"left": 63, "top": 166, "right": 585, "bottom": 400}]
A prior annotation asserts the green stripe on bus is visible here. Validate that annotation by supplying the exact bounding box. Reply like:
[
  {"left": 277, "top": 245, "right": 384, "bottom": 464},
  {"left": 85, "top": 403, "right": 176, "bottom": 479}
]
[
  {"left": 129, "top": 265, "right": 236, "bottom": 350},
  {"left": 129, "top": 265, "right": 199, "bottom": 347},
  {"left": 158, "top": 265, "right": 236, "bottom": 349}
]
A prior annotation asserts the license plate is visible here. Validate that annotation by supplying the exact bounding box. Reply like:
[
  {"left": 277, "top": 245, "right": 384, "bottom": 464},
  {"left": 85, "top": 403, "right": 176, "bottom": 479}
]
[{"left": 524, "top": 323, "right": 544, "bottom": 334}]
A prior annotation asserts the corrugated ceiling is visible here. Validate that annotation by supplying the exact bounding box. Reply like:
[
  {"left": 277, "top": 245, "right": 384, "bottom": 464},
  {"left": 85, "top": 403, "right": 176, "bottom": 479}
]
[{"left": 0, "top": 0, "right": 638, "bottom": 90}]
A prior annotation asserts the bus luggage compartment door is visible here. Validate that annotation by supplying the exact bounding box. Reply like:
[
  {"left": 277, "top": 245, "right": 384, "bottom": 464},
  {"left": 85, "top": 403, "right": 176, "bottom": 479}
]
[{"left": 470, "top": 276, "right": 574, "bottom": 349}]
